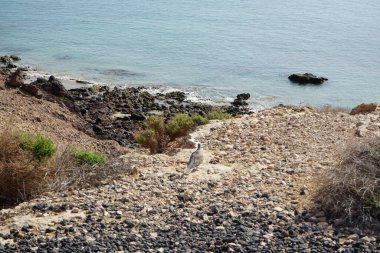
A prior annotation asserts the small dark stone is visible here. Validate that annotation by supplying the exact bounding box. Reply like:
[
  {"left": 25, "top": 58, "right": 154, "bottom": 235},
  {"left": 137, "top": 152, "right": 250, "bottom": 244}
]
[
  {"left": 93, "top": 125, "right": 104, "bottom": 134},
  {"left": 130, "top": 112, "right": 146, "bottom": 121}
]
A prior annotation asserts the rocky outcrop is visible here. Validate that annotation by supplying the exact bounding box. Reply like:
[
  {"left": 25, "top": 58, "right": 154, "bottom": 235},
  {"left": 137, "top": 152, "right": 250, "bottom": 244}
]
[
  {"left": 350, "top": 102, "right": 378, "bottom": 115},
  {"left": 9, "top": 55, "right": 21, "bottom": 61},
  {"left": 20, "top": 84, "right": 42, "bottom": 98},
  {"left": 5, "top": 68, "right": 24, "bottom": 88},
  {"left": 21, "top": 76, "right": 79, "bottom": 112},
  {"left": 36, "top": 76, "right": 71, "bottom": 98},
  {"left": 68, "top": 86, "right": 222, "bottom": 147},
  {"left": 288, "top": 73, "right": 328, "bottom": 85},
  {"left": 164, "top": 91, "right": 186, "bottom": 102},
  {"left": 227, "top": 93, "right": 251, "bottom": 115},
  {"left": 0, "top": 55, "right": 18, "bottom": 69}
]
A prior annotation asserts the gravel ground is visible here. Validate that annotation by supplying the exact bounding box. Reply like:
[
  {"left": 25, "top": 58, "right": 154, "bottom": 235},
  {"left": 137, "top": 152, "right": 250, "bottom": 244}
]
[{"left": 1, "top": 105, "right": 380, "bottom": 252}]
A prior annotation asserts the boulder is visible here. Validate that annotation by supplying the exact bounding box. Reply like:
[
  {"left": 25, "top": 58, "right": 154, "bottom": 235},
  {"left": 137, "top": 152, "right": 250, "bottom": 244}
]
[
  {"left": 5, "top": 68, "right": 24, "bottom": 88},
  {"left": 10, "top": 55, "right": 21, "bottom": 61},
  {"left": 232, "top": 93, "right": 250, "bottom": 107},
  {"left": 0, "top": 56, "right": 12, "bottom": 65},
  {"left": 35, "top": 75, "right": 70, "bottom": 98},
  {"left": 0, "top": 56, "right": 17, "bottom": 69},
  {"left": 227, "top": 93, "right": 251, "bottom": 115},
  {"left": 28, "top": 76, "right": 79, "bottom": 112},
  {"left": 288, "top": 73, "right": 328, "bottom": 85},
  {"left": 20, "top": 84, "right": 42, "bottom": 98},
  {"left": 237, "top": 93, "right": 250, "bottom": 100},
  {"left": 350, "top": 103, "right": 378, "bottom": 115}
]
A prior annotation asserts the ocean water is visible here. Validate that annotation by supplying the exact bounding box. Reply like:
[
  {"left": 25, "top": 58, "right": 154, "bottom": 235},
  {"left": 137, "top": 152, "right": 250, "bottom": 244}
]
[{"left": 1, "top": 0, "right": 379, "bottom": 108}]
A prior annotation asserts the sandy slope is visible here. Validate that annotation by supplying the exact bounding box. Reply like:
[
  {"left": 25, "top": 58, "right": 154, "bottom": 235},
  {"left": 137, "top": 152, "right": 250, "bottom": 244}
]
[
  {"left": 1, "top": 99, "right": 379, "bottom": 251},
  {"left": 0, "top": 88, "right": 124, "bottom": 156}
]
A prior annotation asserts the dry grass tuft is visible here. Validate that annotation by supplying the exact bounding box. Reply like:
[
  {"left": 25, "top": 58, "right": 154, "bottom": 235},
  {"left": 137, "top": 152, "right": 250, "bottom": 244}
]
[
  {"left": 49, "top": 148, "right": 133, "bottom": 191},
  {"left": 0, "top": 127, "right": 132, "bottom": 208},
  {"left": 0, "top": 128, "right": 52, "bottom": 205},
  {"left": 314, "top": 138, "right": 380, "bottom": 228},
  {"left": 315, "top": 104, "right": 350, "bottom": 114}
]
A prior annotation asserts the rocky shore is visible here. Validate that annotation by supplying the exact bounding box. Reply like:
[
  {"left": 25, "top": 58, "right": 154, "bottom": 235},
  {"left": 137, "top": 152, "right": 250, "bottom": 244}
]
[
  {"left": 0, "top": 57, "right": 249, "bottom": 148},
  {"left": 1, "top": 57, "right": 380, "bottom": 252}
]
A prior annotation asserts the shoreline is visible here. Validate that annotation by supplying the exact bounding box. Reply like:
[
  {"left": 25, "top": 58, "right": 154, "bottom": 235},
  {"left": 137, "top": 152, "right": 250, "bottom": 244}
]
[
  {"left": 3, "top": 54, "right": 369, "bottom": 111},
  {"left": 0, "top": 56, "right": 253, "bottom": 149}
]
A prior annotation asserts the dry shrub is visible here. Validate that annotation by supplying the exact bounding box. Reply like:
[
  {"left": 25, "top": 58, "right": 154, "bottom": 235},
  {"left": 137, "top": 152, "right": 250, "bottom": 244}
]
[
  {"left": 0, "top": 127, "right": 132, "bottom": 207},
  {"left": 49, "top": 148, "right": 133, "bottom": 191},
  {"left": 314, "top": 138, "right": 380, "bottom": 228},
  {"left": 0, "top": 128, "right": 53, "bottom": 206}
]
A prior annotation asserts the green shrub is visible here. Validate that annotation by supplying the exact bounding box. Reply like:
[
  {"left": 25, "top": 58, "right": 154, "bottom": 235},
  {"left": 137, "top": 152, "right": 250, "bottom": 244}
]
[
  {"left": 70, "top": 148, "right": 107, "bottom": 165},
  {"left": 167, "top": 113, "right": 195, "bottom": 139},
  {"left": 20, "top": 132, "right": 56, "bottom": 160},
  {"left": 134, "top": 116, "right": 167, "bottom": 153},
  {"left": 33, "top": 135, "right": 56, "bottom": 159},
  {"left": 134, "top": 128, "right": 160, "bottom": 154},
  {"left": 208, "top": 110, "right": 232, "bottom": 120},
  {"left": 134, "top": 113, "right": 215, "bottom": 153},
  {"left": 148, "top": 116, "right": 165, "bottom": 135},
  {"left": 191, "top": 114, "right": 209, "bottom": 125}
]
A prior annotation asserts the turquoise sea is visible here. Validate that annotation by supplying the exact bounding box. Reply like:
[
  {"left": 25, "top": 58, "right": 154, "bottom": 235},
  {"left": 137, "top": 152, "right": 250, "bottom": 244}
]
[{"left": 1, "top": 0, "right": 379, "bottom": 108}]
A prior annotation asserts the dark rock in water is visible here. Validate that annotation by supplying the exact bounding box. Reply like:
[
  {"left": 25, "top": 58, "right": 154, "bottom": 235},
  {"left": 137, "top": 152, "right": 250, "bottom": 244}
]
[
  {"left": 165, "top": 91, "right": 186, "bottom": 102},
  {"left": 232, "top": 99, "right": 248, "bottom": 107},
  {"left": 288, "top": 73, "right": 328, "bottom": 85},
  {"left": 5, "top": 68, "right": 24, "bottom": 88},
  {"left": 232, "top": 93, "right": 250, "bottom": 107},
  {"left": 100, "top": 69, "right": 142, "bottom": 77},
  {"left": 237, "top": 93, "right": 250, "bottom": 101},
  {"left": 0, "top": 55, "right": 18, "bottom": 69},
  {"left": 76, "top": 80, "right": 92, "bottom": 85},
  {"left": 20, "top": 84, "right": 42, "bottom": 98},
  {"left": 10, "top": 55, "right": 21, "bottom": 61},
  {"left": 0, "top": 56, "right": 12, "bottom": 64},
  {"left": 228, "top": 93, "right": 251, "bottom": 115}
]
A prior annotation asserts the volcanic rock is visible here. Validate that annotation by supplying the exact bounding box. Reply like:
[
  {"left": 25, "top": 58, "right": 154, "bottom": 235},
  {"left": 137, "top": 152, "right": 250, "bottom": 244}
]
[
  {"left": 20, "top": 84, "right": 42, "bottom": 98},
  {"left": 5, "top": 68, "right": 24, "bottom": 88},
  {"left": 288, "top": 73, "right": 328, "bottom": 85}
]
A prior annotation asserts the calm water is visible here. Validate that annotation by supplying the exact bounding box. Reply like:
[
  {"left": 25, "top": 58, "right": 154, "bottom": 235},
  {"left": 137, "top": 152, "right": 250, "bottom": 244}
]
[{"left": 1, "top": 0, "right": 379, "bottom": 108}]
